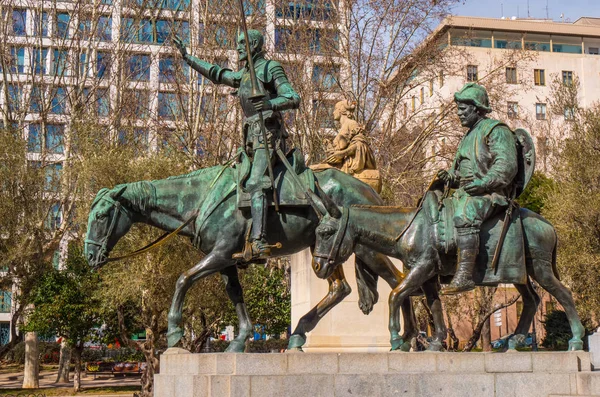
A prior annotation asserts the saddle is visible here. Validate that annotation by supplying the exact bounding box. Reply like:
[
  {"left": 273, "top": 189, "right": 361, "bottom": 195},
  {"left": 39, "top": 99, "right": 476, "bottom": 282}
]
[
  {"left": 236, "top": 148, "right": 316, "bottom": 209},
  {"left": 422, "top": 190, "right": 527, "bottom": 285}
]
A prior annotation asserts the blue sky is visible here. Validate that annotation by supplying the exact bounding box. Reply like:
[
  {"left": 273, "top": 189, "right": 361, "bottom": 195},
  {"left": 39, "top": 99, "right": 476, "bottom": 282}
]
[{"left": 450, "top": 0, "right": 600, "bottom": 22}]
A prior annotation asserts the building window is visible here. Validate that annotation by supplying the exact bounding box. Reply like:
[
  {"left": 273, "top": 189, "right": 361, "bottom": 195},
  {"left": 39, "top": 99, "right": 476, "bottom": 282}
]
[
  {"left": 467, "top": 65, "right": 478, "bottom": 82},
  {"left": 97, "top": 51, "right": 111, "bottom": 79},
  {"left": 46, "top": 124, "right": 65, "bottom": 154},
  {"left": 534, "top": 69, "right": 545, "bottom": 86},
  {"left": 97, "top": 16, "right": 113, "bottom": 41},
  {"left": 44, "top": 163, "right": 63, "bottom": 191},
  {"left": 439, "top": 71, "right": 444, "bottom": 87},
  {"left": 0, "top": 291, "right": 11, "bottom": 313},
  {"left": 33, "top": 48, "right": 48, "bottom": 75},
  {"left": 124, "top": 90, "right": 151, "bottom": 119},
  {"left": 429, "top": 80, "right": 434, "bottom": 97},
  {"left": 7, "top": 84, "right": 22, "bottom": 113},
  {"left": 28, "top": 124, "right": 42, "bottom": 152},
  {"left": 590, "top": 47, "right": 599, "bottom": 55},
  {"left": 507, "top": 102, "right": 518, "bottom": 119},
  {"left": 159, "top": 56, "right": 189, "bottom": 83},
  {"left": 50, "top": 87, "right": 67, "bottom": 114},
  {"left": 45, "top": 203, "right": 62, "bottom": 231},
  {"left": 562, "top": 71, "right": 574, "bottom": 86},
  {"left": 411, "top": 96, "right": 416, "bottom": 112},
  {"left": 29, "top": 85, "right": 44, "bottom": 113},
  {"left": 535, "top": 103, "right": 546, "bottom": 120},
  {"left": 10, "top": 47, "right": 25, "bottom": 74},
  {"left": 564, "top": 107, "right": 576, "bottom": 121},
  {"left": 127, "top": 54, "right": 151, "bottom": 81},
  {"left": 96, "top": 88, "right": 110, "bottom": 117},
  {"left": 158, "top": 92, "right": 188, "bottom": 120},
  {"left": 12, "top": 9, "right": 27, "bottom": 36},
  {"left": 420, "top": 87, "right": 425, "bottom": 103},
  {"left": 56, "top": 12, "right": 70, "bottom": 39},
  {"left": 505, "top": 67, "right": 517, "bottom": 84},
  {"left": 312, "top": 64, "right": 340, "bottom": 91},
  {"left": 52, "top": 49, "right": 68, "bottom": 76},
  {"left": 34, "top": 11, "right": 49, "bottom": 37},
  {"left": 403, "top": 102, "right": 408, "bottom": 118}
]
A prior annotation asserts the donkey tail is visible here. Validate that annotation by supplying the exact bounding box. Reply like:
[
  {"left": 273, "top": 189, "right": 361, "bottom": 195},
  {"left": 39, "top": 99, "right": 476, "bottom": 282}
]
[{"left": 551, "top": 230, "right": 560, "bottom": 281}]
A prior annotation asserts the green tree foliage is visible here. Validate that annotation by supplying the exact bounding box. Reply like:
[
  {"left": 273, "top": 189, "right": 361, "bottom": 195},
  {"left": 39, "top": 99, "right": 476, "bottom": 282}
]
[
  {"left": 541, "top": 310, "right": 571, "bottom": 350},
  {"left": 542, "top": 104, "right": 600, "bottom": 328},
  {"left": 517, "top": 172, "right": 554, "bottom": 214}
]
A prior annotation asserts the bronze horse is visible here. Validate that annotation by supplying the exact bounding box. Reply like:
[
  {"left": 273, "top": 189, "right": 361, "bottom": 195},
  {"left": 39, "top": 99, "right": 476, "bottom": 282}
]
[
  {"left": 311, "top": 190, "right": 585, "bottom": 351},
  {"left": 85, "top": 164, "right": 428, "bottom": 352}
]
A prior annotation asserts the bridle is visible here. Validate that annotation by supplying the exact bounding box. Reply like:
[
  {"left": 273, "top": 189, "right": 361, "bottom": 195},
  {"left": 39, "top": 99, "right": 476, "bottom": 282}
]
[
  {"left": 312, "top": 207, "right": 350, "bottom": 267},
  {"left": 85, "top": 195, "right": 130, "bottom": 265},
  {"left": 86, "top": 194, "right": 198, "bottom": 266}
]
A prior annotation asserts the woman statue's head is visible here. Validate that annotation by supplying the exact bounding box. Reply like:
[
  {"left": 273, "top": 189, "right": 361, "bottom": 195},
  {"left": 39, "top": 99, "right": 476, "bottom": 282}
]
[{"left": 333, "top": 100, "right": 356, "bottom": 121}]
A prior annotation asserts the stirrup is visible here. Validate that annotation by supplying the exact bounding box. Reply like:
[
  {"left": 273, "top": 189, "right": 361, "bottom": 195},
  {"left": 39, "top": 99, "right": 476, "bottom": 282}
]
[
  {"left": 232, "top": 240, "right": 282, "bottom": 262},
  {"left": 441, "top": 280, "right": 475, "bottom": 295}
]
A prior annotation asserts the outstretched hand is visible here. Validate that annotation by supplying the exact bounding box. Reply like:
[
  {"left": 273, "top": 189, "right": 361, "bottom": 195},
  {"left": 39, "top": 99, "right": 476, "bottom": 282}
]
[{"left": 173, "top": 36, "right": 187, "bottom": 57}]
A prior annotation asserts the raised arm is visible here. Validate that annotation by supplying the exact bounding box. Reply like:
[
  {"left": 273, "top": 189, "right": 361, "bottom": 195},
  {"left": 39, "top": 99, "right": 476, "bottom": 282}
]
[{"left": 173, "top": 36, "right": 240, "bottom": 88}]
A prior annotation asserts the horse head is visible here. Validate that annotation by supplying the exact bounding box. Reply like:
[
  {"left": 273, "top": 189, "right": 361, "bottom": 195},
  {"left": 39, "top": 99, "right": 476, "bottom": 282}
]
[
  {"left": 85, "top": 185, "right": 133, "bottom": 269},
  {"left": 311, "top": 189, "right": 355, "bottom": 279}
]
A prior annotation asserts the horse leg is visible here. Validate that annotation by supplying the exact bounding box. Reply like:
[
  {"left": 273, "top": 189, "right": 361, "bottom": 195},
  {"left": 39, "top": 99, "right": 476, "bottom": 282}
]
[
  {"left": 220, "top": 265, "right": 253, "bottom": 353},
  {"left": 288, "top": 266, "right": 351, "bottom": 351},
  {"left": 422, "top": 278, "right": 447, "bottom": 351},
  {"left": 389, "top": 263, "right": 435, "bottom": 351},
  {"left": 167, "top": 251, "right": 229, "bottom": 348},
  {"left": 530, "top": 257, "right": 585, "bottom": 351},
  {"left": 508, "top": 281, "right": 540, "bottom": 351}
]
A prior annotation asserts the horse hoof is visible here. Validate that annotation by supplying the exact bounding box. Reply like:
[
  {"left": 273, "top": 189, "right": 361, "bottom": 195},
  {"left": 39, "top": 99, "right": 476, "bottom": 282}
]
[
  {"left": 568, "top": 339, "right": 584, "bottom": 351},
  {"left": 287, "top": 334, "right": 306, "bottom": 350},
  {"left": 507, "top": 334, "right": 526, "bottom": 351},
  {"left": 225, "top": 340, "right": 246, "bottom": 353},
  {"left": 390, "top": 338, "right": 405, "bottom": 351},
  {"left": 427, "top": 341, "right": 443, "bottom": 352},
  {"left": 167, "top": 327, "right": 183, "bottom": 348}
]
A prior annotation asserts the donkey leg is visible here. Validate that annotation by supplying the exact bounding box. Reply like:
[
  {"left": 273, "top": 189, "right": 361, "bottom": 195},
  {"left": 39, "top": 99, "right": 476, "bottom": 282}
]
[
  {"left": 508, "top": 281, "right": 540, "bottom": 351},
  {"left": 288, "top": 266, "right": 351, "bottom": 351},
  {"left": 167, "top": 252, "right": 229, "bottom": 348},
  {"left": 422, "top": 278, "right": 447, "bottom": 351},
  {"left": 389, "top": 264, "right": 435, "bottom": 351},
  {"left": 220, "top": 265, "right": 253, "bottom": 353},
  {"left": 531, "top": 258, "right": 585, "bottom": 350}
]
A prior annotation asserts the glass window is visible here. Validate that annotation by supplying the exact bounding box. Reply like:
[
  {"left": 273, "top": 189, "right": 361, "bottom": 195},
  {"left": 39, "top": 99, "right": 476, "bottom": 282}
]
[
  {"left": 28, "top": 123, "right": 42, "bottom": 152},
  {"left": 52, "top": 49, "right": 68, "bottom": 76},
  {"left": 525, "top": 41, "right": 551, "bottom": 52},
  {"left": 564, "top": 107, "right": 575, "bottom": 121},
  {"left": 174, "top": 21, "right": 190, "bottom": 45},
  {"left": 7, "top": 84, "right": 22, "bottom": 113},
  {"left": 159, "top": 56, "right": 176, "bottom": 83},
  {"left": 200, "top": 95, "right": 228, "bottom": 121},
  {"left": 495, "top": 39, "right": 522, "bottom": 50},
  {"left": 156, "top": 20, "right": 170, "bottom": 44},
  {"left": 45, "top": 203, "right": 62, "bottom": 230},
  {"left": 10, "top": 47, "right": 25, "bottom": 74},
  {"left": 124, "top": 90, "right": 150, "bottom": 119},
  {"left": 127, "top": 54, "right": 151, "bottom": 81},
  {"left": 589, "top": 47, "right": 599, "bottom": 55},
  {"left": 562, "top": 70, "right": 573, "bottom": 86},
  {"left": 96, "top": 88, "right": 110, "bottom": 117},
  {"left": 0, "top": 291, "right": 11, "bottom": 313},
  {"left": 553, "top": 43, "right": 582, "bottom": 54},
  {"left": 140, "top": 19, "right": 154, "bottom": 43},
  {"left": 439, "top": 71, "right": 444, "bottom": 87},
  {"left": 51, "top": 87, "right": 67, "bottom": 114},
  {"left": 507, "top": 101, "right": 518, "bottom": 119},
  {"left": 429, "top": 80, "right": 434, "bottom": 97},
  {"left": 29, "top": 85, "right": 44, "bottom": 113},
  {"left": 44, "top": 162, "right": 63, "bottom": 191},
  {"left": 505, "top": 67, "right": 517, "bottom": 84},
  {"left": 12, "top": 9, "right": 27, "bottom": 36},
  {"left": 35, "top": 11, "right": 49, "bottom": 37},
  {"left": 97, "top": 51, "right": 111, "bottom": 79},
  {"left": 535, "top": 103, "right": 546, "bottom": 120},
  {"left": 243, "top": 0, "right": 266, "bottom": 15},
  {"left": 312, "top": 99, "right": 335, "bottom": 128},
  {"left": 78, "top": 19, "right": 92, "bottom": 39},
  {"left": 534, "top": 69, "right": 545, "bottom": 86},
  {"left": 78, "top": 52, "right": 88, "bottom": 77},
  {"left": 467, "top": 65, "right": 478, "bottom": 82},
  {"left": 46, "top": 124, "right": 65, "bottom": 154},
  {"left": 120, "top": 17, "right": 135, "bottom": 42},
  {"left": 158, "top": 92, "right": 188, "bottom": 120},
  {"left": 56, "top": 12, "right": 70, "bottom": 39},
  {"left": 275, "top": 27, "right": 291, "bottom": 51},
  {"left": 162, "top": 0, "right": 191, "bottom": 10},
  {"left": 98, "top": 16, "right": 112, "bottom": 41},
  {"left": 0, "top": 322, "right": 9, "bottom": 345},
  {"left": 312, "top": 64, "right": 340, "bottom": 91},
  {"left": 33, "top": 48, "right": 48, "bottom": 75}
]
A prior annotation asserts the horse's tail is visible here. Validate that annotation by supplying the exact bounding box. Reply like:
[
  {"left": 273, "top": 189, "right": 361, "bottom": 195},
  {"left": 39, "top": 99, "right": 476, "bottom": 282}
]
[{"left": 551, "top": 230, "right": 560, "bottom": 281}]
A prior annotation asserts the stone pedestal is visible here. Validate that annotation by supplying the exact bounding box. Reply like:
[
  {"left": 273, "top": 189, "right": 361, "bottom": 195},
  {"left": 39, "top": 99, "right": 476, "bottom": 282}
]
[
  {"left": 154, "top": 350, "right": 597, "bottom": 397},
  {"left": 290, "top": 249, "right": 403, "bottom": 352},
  {"left": 589, "top": 329, "right": 600, "bottom": 370}
]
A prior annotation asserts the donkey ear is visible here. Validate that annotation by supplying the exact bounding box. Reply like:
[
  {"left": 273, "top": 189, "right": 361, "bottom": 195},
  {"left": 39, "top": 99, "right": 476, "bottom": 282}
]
[
  {"left": 315, "top": 182, "right": 342, "bottom": 219},
  {"left": 110, "top": 185, "right": 127, "bottom": 201}
]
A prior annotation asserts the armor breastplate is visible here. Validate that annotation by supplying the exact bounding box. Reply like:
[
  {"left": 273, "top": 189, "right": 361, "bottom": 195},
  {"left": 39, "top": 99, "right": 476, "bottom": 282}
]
[{"left": 238, "top": 68, "right": 275, "bottom": 119}]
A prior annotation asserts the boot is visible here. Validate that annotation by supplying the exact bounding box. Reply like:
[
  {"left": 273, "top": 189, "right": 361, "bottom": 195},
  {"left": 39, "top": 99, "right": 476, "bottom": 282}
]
[
  {"left": 442, "top": 230, "right": 479, "bottom": 295},
  {"left": 233, "top": 191, "right": 271, "bottom": 261}
]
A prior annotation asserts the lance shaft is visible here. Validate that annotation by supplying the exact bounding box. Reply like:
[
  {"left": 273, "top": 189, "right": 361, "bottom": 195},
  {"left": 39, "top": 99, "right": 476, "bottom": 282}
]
[{"left": 237, "top": 0, "right": 279, "bottom": 211}]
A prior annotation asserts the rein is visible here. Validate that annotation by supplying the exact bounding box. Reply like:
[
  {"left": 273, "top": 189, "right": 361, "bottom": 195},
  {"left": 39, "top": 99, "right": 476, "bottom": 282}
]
[{"left": 313, "top": 207, "right": 350, "bottom": 265}]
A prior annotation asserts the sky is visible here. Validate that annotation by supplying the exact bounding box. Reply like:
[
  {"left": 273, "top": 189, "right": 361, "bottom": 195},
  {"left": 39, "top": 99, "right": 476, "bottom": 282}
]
[{"left": 450, "top": 0, "right": 600, "bottom": 22}]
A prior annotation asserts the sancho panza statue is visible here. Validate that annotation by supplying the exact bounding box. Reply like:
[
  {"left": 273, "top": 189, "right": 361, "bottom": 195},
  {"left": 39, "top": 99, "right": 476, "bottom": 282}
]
[
  {"left": 174, "top": 30, "right": 300, "bottom": 261},
  {"left": 438, "top": 83, "right": 518, "bottom": 294}
]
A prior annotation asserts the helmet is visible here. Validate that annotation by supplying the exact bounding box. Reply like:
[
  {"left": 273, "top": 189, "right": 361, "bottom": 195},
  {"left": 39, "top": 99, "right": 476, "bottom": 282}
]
[{"left": 454, "top": 83, "right": 492, "bottom": 113}]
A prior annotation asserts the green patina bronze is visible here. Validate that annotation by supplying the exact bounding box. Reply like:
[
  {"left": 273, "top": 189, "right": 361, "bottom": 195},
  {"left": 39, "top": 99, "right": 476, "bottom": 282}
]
[
  {"left": 85, "top": 162, "right": 420, "bottom": 351},
  {"left": 310, "top": 83, "right": 585, "bottom": 352}
]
